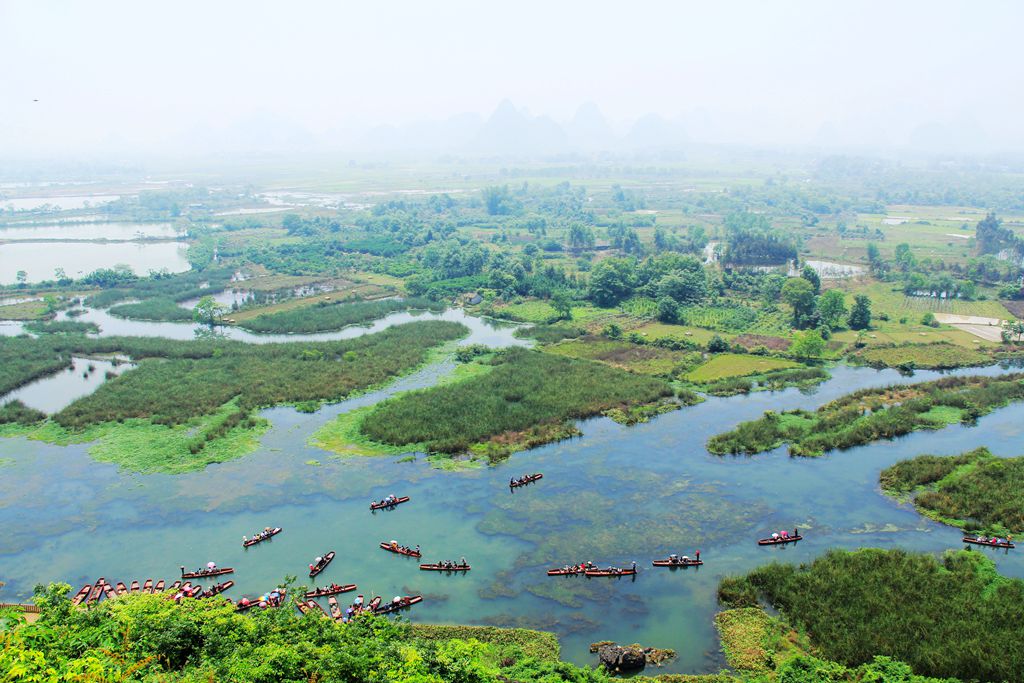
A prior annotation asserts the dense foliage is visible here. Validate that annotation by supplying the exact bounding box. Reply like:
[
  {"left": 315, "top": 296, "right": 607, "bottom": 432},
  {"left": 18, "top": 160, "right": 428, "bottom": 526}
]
[
  {"left": 717, "top": 549, "right": 1024, "bottom": 682},
  {"left": 708, "top": 374, "right": 1024, "bottom": 456},
  {"left": 0, "top": 585, "right": 609, "bottom": 682},
  {"left": 360, "top": 348, "right": 673, "bottom": 458},
  {"left": 881, "top": 447, "right": 1024, "bottom": 533},
  {"left": 238, "top": 297, "right": 444, "bottom": 334}
]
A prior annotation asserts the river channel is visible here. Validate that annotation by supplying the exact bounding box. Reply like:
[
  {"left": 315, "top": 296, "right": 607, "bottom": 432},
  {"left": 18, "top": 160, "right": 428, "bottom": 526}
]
[{"left": 1, "top": 314, "right": 1023, "bottom": 674}]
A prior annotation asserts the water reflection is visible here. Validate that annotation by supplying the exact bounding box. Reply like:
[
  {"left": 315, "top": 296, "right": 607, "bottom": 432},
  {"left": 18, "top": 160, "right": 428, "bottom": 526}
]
[
  {"left": 0, "top": 241, "right": 191, "bottom": 284},
  {"left": 1, "top": 356, "right": 133, "bottom": 413}
]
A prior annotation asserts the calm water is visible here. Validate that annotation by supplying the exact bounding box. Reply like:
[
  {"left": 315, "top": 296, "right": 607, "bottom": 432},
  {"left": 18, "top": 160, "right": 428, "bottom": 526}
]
[
  {"left": 1, "top": 358, "right": 1023, "bottom": 674},
  {"left": 0, "top": 242, "right": 191, "bottom": 284},
  {"left": 61, "top": 306, "right": 528, "bottom": 346},
  {"left": 1, "top": 357, "right": 133, "bottom": 413},
  {"left": 0, "top": 221, "right": 184, "bottom": 242},
  {"left": 0, "top": 195, "right": 121, "bottom": 211}
]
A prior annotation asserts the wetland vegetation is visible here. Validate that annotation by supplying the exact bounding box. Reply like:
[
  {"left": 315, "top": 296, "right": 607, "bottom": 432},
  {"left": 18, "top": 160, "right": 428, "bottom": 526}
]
[
  {"left": 718, "top": 549, "right": 1024, "bottom": 682},
  {"left": 354, "top": 347, "right": 679, "bottom": 461},
  {"left": 881, "top": 447, "right": 1024, "bottom": 534},
  {"left": 708, "top": 374, "right": 1024, "bottom": 456},
  {"left": 236, "top": 296, "right": 444, "bottom": 334}
]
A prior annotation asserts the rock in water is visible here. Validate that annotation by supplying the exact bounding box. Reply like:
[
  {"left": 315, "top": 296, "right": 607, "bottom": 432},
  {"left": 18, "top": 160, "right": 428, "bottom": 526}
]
[{"left": 597, "top": 644, "right": 647, "bottom": 672}]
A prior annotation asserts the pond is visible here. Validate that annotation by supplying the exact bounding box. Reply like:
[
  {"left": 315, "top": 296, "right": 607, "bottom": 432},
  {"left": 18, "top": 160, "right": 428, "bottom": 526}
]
[
  {"left": 2, "top": 358, "right": 1023, "bottom": 675},
  {"left": 0, "top": 221, "right": 185, "bottom": 242},
  {"left": 0, "top": 241, "right": 191, "bottom": 284},
  {"left": 1, "top": 356, "right": 133, "bottom": 413}
]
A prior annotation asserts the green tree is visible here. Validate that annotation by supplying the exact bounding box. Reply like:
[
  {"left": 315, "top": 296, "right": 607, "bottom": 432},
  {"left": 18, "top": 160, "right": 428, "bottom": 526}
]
[
  {"left": 551, "top": 290, "right": 573, "bottom": 320},
  {"left": 817, "top": 290, "right": 847, "bottom": 329},
  {"left": 481, "top": 185, "right": 513, "bottom": 215},
  {"left": 790, "top": 329, "right": 826, "bottom": 358},
  {"left": 707, "top": 334, "right": 730, "bottom": 353},
  {"left": 657, "top": 270, "right": 706, "bottom": 305},
  {"left": 782, "top": 277, "right": 816, "bottom": 329},
  {"left": 801, "top": 264, "right": 821, "bottom": 294},
  {"left": 656, "top": 296, "right": 679, "bottom": 323},
  {"left": 193, "top": 295, "right": 226, "bottom": 326},
  {"left": 15, "top": 270, "right": 27, "bottom": 287},
  {"left": 894, "top": 243, "right": 916, "bottom": 272},
  {"left": 866, "top": 242, "right": 880, "bottom": 264},
  {"left": 848, "top": 294, "right": 872, "bottom": 330},
  {"left": 568, "top": 222, "right": 595, "bottom": 251},
  {"left": 602, "top": 322, "right": 623, "bottom": 339},
  {"left": 587, "top": 258, "right": 633, "bottom": 306}
]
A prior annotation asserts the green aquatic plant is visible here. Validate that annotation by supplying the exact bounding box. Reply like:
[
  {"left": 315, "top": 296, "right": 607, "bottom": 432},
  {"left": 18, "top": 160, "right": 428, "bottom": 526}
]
[
  {"left": 358, "top": 348, "right": 675, "bottom": 461},
  {"left": 717, "top": 548, "right": 1024, "bottom": 682},
  {"left": 881, "top": 447, "right": 1024, "bottom": 533},
  {"left": 708, "top": 374, "right": 1024, "bottom": 456},
  {"left": 237, "top": 297, "right": 443, "bottom": 334}
]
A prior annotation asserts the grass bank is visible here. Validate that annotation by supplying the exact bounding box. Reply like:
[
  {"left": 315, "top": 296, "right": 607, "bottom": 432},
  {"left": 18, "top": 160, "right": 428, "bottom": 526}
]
[
  {"left": 717, "top": 548, "right": 1024, "bottom": 682},
  {"left": 880, "top": 446, "right": 1024, "bottom": 534},
  {"left": 708, "top": 373, "right": 1024, "bottom": 456},
  {"left": 848, "top": 342, "right": 992, "bottom": 370}
]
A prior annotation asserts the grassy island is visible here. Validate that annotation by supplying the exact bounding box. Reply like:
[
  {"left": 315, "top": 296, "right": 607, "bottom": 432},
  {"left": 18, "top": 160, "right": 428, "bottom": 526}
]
[
  {"left": 236, "top": 297, "right": 444, "bottom": 334},
  {"left": 324, "top": 347, "right": 682, "bottom": 462},
  {"left": 708, "top": 374, "right": 1024, "bottom": 456},
  {"left": 880, "top": 447, "right": 1024, "bottom": 534}
]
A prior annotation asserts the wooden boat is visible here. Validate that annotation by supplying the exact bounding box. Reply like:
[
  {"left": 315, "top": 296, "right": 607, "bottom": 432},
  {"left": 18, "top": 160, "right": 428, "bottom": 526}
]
[
  {"left": 169, "top": 580, "right": 181, "bottom": 591},
  {"left": 243, "top": 527, "right": 283, "bottom": 548},
  {"left": 652, "top": 557, "right": 703, "bottom": 567},
  {"left": 154, "top": 580, "right": 165, "bottom": 592},
  {"left": 87, "top": 579, "right": 105, "bottom": 604},
  {"left": 547, "top": 566, "right": 589, "bottom": 576},
  {"left": 510, "top": 473, "right": 543, "bottom": 488},
  {"left": 757, "top": 535, "right": 802, "bottom": 546},
  {"left": 309, "top": 551, "right": 336, "bottom": 577},
  {"left": 115, "top": 582, "right": 129, "bottom": 596},
  {"left": 367, "top": 596, "right": 382, "bottom": 611},
  {"left": 181, "top": 565, "right": 234, "bottom": 579},
  {"left": 71, "top": 584, "right": 92, "bottom": 605},
  {"left": 204, "top": 580, "right": 234, "bottom": 597},
  {"left": 584, "top": 567, "right": 637, "bottom": 577},
  {"left": 963, "top": 536, "right": 1015, "bottom": 549},
  {"left": 102, "top": 583, "right": 115, "bottom": 600},
  {"left": 304, "top": 583, "right": 356, "bottom": 599},
  {"left": 180, "top": 582, "right": 192, "bottom": 595},
  {"left": 130, "top": 580, "right": 140, "bottom": 593},
  {"left": 374, "top": 595, "right": 423, "bottom": 615},
  {"left": 380, "top": 542, "right": 422, "bottom": 558},
  {"left": 295, "top": 599, "right": 311, "bottom": 615},
  {"left": 370, "top": 496, "right": 410, "bottom": 511},
  {"left": 328, "top": 596, "right": 342, "bottom": 620},
  {"left": 419, "top": 562, "right": 470, "bottom": 571},
  {"left": 143, "top": 579, "right": 153, "bottom": 593},
  {"left": 306, "top": 599, "right": 329, "bottom": 617}
]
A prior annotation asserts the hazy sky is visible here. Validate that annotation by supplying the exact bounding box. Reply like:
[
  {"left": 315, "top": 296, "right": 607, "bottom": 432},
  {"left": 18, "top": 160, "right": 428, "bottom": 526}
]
[{"left": 2, "top": 0, "right": 1022, "bottom": 156}]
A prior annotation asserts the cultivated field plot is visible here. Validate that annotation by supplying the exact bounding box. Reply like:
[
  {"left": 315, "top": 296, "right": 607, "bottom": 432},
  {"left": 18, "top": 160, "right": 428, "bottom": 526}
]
[{"left": 685, "top": 353, "right": 800, "bottom": 383}]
